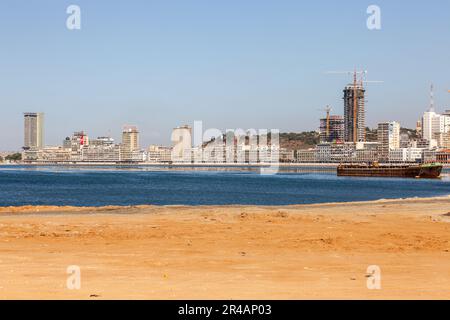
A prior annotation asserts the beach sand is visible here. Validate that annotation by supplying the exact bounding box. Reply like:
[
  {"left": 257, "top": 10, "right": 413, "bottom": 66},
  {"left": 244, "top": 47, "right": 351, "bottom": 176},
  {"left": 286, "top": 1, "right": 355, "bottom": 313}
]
[{"left": 0, "top": 196, "right": 450, "bottom": 300}]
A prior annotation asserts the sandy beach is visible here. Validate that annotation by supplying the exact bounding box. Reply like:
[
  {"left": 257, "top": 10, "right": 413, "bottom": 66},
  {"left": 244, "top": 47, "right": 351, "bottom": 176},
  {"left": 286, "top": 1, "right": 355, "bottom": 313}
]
[{"left": 1, "top": 196, "right": 450, "bottom": 300}]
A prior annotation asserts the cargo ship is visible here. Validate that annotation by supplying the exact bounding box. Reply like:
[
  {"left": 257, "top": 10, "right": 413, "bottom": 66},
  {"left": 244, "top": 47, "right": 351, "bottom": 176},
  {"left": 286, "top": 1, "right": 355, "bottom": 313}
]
[{"left": 337, "top": 162, "right": 443, "bottom": 179}]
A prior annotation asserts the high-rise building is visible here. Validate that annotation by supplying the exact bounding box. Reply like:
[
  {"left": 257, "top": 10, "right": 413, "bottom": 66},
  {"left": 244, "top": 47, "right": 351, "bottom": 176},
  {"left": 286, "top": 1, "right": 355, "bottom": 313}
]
[
  {"left": 377, "top": 121, "right": 400, "bottom": 161},
  {"left": 420, "top": 84, "right": 450, "bottom": 148},
  {"left": 319, "top": 115, "right": 344, "bottom": 143},
  {"left": 23, "top": 112, "right": 44, "bottom": 150},
  {"left": 343, "top": 84, "right": 366, "bottom": 142},
  {"left": 422, "top": 110, "right": 438, "bottom": 143},
  {"left": 422, "top": 111, "right": 450, "bottom": 147},
  {"left": 121, "top": 126, "right": 139, "bottom": 161}
]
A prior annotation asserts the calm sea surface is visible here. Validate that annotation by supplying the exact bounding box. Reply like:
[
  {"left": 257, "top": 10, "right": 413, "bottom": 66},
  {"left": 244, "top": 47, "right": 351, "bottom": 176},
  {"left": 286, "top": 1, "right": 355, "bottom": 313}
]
[{"left": 0, "top": 165, "right": 449, "bottom": 207}]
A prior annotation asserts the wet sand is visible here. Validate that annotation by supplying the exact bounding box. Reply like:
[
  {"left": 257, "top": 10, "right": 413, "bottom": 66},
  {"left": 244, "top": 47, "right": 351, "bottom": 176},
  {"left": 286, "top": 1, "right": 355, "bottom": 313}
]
[{"left": 0, "top": 196, "right": 450, "bottom": 300}]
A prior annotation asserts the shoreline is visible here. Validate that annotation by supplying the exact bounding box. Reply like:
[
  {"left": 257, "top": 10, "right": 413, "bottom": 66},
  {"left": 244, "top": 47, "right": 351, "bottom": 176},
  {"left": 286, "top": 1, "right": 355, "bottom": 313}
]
[{"left": 1, "top": 194, "right": 449, "bottom": 215}]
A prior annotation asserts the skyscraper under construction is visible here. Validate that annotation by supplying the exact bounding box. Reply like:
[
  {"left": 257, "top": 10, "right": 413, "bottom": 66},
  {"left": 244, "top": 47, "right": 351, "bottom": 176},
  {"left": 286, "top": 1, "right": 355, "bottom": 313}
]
[{"left": 343, "top": 83, "right": 366, "bottom": 142}]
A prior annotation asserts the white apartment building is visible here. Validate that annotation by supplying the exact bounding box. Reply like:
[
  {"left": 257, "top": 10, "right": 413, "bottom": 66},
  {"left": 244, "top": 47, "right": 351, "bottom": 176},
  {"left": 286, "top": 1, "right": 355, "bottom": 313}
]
[
  {"left": 147, "top": 145, "right": 172, "bottom": 163},
  {"left": 389, "top": 148, "right": 424, "bottom": 163},
  {"left": 377, "top": 122, "right": 400, "bottom": 161},
  {"left": 423, "top": 150, "right": 437, "bottom": 163},
  {"left": 355, "top": 142, "right": 379, "bottom": 162},
  {"left": 316, "top": 143, "right": 356, "bottom": 163},
  {"left": 422, "top": 110, "right": 450, "bottom": 148},
  {"left": 82, "top": 145, "right": 121, "bottom": 162},
  {"left": 296, "top": 149, "right": 316, "bottom": 163}
]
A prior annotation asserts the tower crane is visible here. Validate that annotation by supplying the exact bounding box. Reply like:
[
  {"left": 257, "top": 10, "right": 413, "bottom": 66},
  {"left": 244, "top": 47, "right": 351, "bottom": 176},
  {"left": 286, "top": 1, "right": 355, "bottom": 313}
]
[
  {"left": 316, "top": 106, "right": 333, "bottom": 140},
  {"left": 322, "top": 105, "right": 333, "bottom": 138}
]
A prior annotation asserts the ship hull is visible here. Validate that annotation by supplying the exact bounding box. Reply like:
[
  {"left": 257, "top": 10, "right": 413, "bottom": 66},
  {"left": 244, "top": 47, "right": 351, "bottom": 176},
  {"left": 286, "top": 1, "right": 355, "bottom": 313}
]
[
  {"left": 418, "top": 165, "right": 443, "bottom": 179},
  {"left": 337, "top": 164, "right": 442, "bottom": 179}
]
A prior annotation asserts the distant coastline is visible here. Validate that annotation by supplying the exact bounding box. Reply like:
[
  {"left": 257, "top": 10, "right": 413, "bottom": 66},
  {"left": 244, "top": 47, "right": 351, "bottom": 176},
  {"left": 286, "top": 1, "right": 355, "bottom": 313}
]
[
  {"left": 2, "top": 162, "right": 339, "bottom": 168},
  {"left": 3, "top": 162, "right": 450, "bottom": 168}
]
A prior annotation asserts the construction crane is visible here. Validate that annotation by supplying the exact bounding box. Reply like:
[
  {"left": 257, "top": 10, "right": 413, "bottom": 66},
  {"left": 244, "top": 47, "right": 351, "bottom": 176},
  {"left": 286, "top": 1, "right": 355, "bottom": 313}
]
[
  {"left": 325, "top": 105, "right": 332, "bottom": 138},
  {"left": 326, "top": 70, "right": 383, "bottom": 142},
  {"left": 317, "top": 105, "right": 333, "bottom": 139}
]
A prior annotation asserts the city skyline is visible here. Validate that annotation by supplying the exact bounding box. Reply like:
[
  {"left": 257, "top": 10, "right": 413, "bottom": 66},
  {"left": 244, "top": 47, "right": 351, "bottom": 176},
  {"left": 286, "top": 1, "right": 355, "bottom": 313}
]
[
  {"left": 1, "top": 0, "right": 450, "bottom": 150},
  {"left": 17, "top": 94, "right": 450, "bottom": 165},
  {"left": 15, "top": 82, "right": 450, "bottom": 153}
]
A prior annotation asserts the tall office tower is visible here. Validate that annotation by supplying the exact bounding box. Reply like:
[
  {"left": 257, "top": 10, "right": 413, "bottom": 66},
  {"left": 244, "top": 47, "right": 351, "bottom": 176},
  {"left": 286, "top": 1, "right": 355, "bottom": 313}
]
[
  {"left": 121, "top": 126, "right": 139, "bottom": 161},
  {"left": 319, "top": 115, "right": 345, "bottom": 143},
  {"left": 23, "top": 112, "right": 44, "bottom": 150},
  {"left": 171, "top": 125, "right": 192, "bottom": 162},
  {"left": 343, "top": 84, "right": 366, "bottom": 142},
  {"left": 422, "top": 110, "right": 438, "bottom": 143},
  {"left": 377, "top": 121, "right": 400, "bottom": 161}
]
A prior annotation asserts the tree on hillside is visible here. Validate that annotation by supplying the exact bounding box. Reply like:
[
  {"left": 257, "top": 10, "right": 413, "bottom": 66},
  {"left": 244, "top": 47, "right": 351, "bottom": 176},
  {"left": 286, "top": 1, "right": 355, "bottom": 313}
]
[{"left": 5, "top": 153, "right": 22, "bottom": 162}]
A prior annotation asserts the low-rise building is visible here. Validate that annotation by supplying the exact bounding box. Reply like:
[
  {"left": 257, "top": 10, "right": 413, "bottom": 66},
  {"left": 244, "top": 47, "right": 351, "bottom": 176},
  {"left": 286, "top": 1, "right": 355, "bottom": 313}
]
[
  {"left": 279, "top": 148, "right": 295, "bottom": 163},
  {"left": 436, "top": 149, "right": 450, "bottom": 163},
  {"left": 147, "top": 145, "right": 172, "bottom": 163},
  {"left": 82, "top": 145, "right": 121, "bottom": 162},
  {"left": 315, "top": 143, "right": 357, "bottom": 163},
  {"left": 390, "top": 148, "right": 425, "bottom": 163},
  {"left": 24, "top": 146, "right": 72, "bottom": 163},
  {"left": 423, "top": 149, "right": 437, "bottom": 163},
  {"left": 414, "top": 139, "right": 431, "bottom": 149},
  {"left": 296, "top": 149, "right": 316, "bottom": 163}
]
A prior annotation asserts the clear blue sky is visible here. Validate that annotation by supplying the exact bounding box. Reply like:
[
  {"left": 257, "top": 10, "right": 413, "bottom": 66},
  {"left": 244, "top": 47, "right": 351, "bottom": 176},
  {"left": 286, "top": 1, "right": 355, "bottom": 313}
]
[{"left": 0, "top": 0, "right": 449, "bottom": 150}]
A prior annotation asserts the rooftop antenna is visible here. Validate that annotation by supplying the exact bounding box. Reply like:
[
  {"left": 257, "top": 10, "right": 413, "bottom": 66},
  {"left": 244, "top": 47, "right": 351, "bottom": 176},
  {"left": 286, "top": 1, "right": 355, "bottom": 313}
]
[{"left": 429, "top": 84, "right": 435, "bottom": 112}]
